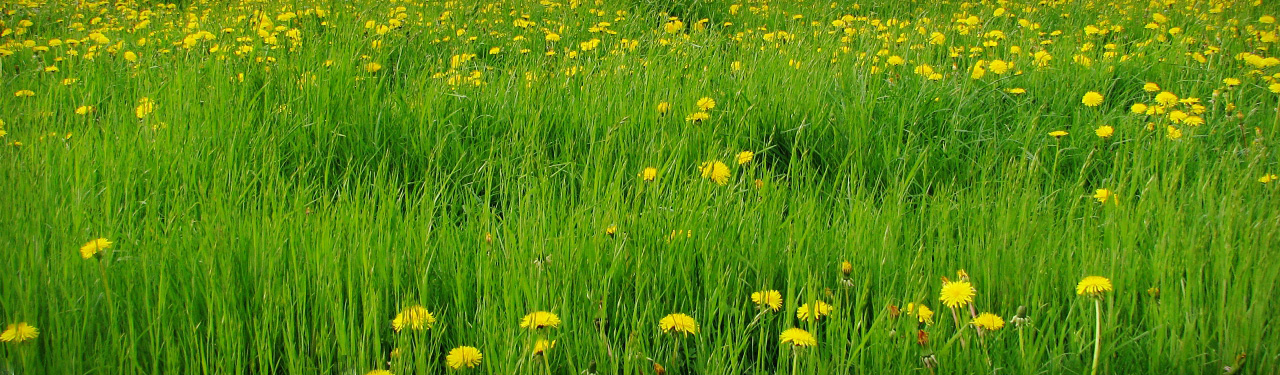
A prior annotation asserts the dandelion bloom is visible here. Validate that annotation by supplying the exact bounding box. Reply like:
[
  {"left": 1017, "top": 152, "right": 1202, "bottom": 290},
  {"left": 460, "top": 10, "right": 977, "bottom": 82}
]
[
  {"left": 1005, "top": 88, "right": 1027, "bottom": 94},
  {"left": 0, "top": 322, "right": 38, "bottom": 343},
  {"left": 1092, "top": 189, "right": 1115, "bottom": 204},
  {"left": 1082, "top": 92, "right": 1104, "bottom": 107},
  {"left": 685, "top": 112, "right": 710, "bottom": 123},
  {"left": 1095, "top": 125, "right": 1114, "bottom": 138},
  {"left": 135, "top": 97, "right": 156, "bottom": 119},
  {"left": 989, "top": 60, "right": 1010, "bottom": 74},
  {"left": 1076, "top": 276, "right": 1113, "bottom": 297},
  {"left": 971, "top": 313, "right": 1005, "bottom": 331},
  {"left": 779, "top": 328, "right": 817, "bottom": 347},
  {"left": 1223, "top": 78, "right": 1241, "bottom": 86},
  {"left": 1155, "top": 91, "right": 1179, "bottom": 106},
  {"left": 14, "top": 90, "right": 35, "bottom": 97},
  {"left": 80, "top": 238, "right": 112, "bottom": 259},
  {"left": 1130, "top": 103, "right": 1149, "bottom": 114},
  {"left": 751, "top": 290, "right": 783, "bottom": 311},
  {"left": 735, "top": 151, "right": 754, "bottom": 165},
  {"left": 656, "top": 102, "right": 670, "bottom": 114},
  {"left": 1048, "top": 130, "right": 1068, "bottom": 138},
  {"left": 939, "top": 280, "right": 975, "bottom": 309},
  {"left": 908, "top": 303, "right": 935, "bottom": 325},
  {"left": 639, "top": 167, "right": 657, "bottom": 181},
  {"left": 840, "top": 261, "right": 852, "bottom": 275},
  {"left": 796, "top": 301, "right": 833, "bottom": 322},
  {"left": 658, "top": 313, "right": 698, "bottom": 335},
  {"left": 1143, "top": 82, "right": 1160, "bottom": 92},
  {"left": 365, "top": 62, "right": 383, "bottom": 73},
  {"left": 532, "top": 339, "right": 555, "bottom": 356},
  {"left": 391, "top": 305, "right": 436, "bottom": 332},
  {"left": 365, "top": 370, "right": 393, "bottom": 375},
  {"left": 700, "top": 161, "right": 731, "bottom": 185},
  {"left": 1259, "top": 174, "right": 1278, "bottom": 183},
  {"left": 446, "top": 346, "right": 483, "bottom": 369},
  {"left": 520, "top": 311, "right": 561, "bottom": 330},
  {"left": 696, "top": 97, "right": 716, "bottom": 111}
]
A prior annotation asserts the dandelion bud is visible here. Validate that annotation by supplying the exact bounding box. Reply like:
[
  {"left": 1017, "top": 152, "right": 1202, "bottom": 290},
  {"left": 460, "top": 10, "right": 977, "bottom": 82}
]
[
  {"left": 840, "top": 261, "right": 852, "bottom": 276},
  {"left": 1011, "top": 305, "right": 1030, "bottom": 327}
]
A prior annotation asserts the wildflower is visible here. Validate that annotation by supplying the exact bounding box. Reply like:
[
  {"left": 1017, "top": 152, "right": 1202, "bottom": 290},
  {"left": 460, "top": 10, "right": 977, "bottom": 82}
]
[
  {"left": 751, "top": 290, "right": 783, "bottom": 311},
  {"left": 840, "top": 261, "right": 852, "bottom": 276},
  {"left": 1049, "top": 130, "right": 1068, "bottom": 138},
  {"left": 989, "top": 60, "right": 1010, "bottom": 74},
  {"left": 658, "top": 313, "right": 699, "bottom": 335},
  {"left": 1143, "top": 82, "right": 1160, "bottom": 92},
  {"left": 1076, "top": 276, "right": 1113, "bottom": 297},
  {"left": 365, "top": 62, "right": 382, "bottom": 73},
  {"left": 532, "top": 339, "right": 555, "bottom": 356},
  {"left": 915, "top": 304, "right": 935, "bottom": 325},
  {"left": 939, "top": 280, "right": 975, "bottom": 309},
  {"left": 391, "top": 305, "right": 436, "bottom": 332},
  {"left": 696, "top": 97, "right": 716, "bottom": 111},
  {"left": 971, "top": 313, "right": 1005, "bottom": 331},
  {"left": 656, "top": 102, "right": 670, "bottom": 115},
  {"left": 14, "top": 90, "right": 35, "bottom": 97},
  {"left": 1010, "top": 306, "right": 1030, "bottom": 327},
  {"left": 80, "top": 238, "right": 112, "bottom": 259},
  {"left": 136, "top": 97, "right": 156, "bottom": 119},
  {"left": 1131, "top": 103, "right": 1149, "bottom": 114},
  {"left": 1095, "top": 125, "right": 1114, "bottom": 138},
  {"left": 446, "top": 346, "right": 483, "bottom": 369},
  {"left": 640, "top": 167, "right": 658, "bottom": 181},
  {"left": 779, "top": 328, "right": 817, "bottom": 347},
  {"left": 735, "top": 151, "right": 754, "bottom": 165},
  {"left": 1082, "top": 91, "right": 1104, "bottom": 107},
  {"left": 685, "top": 112, "right": 710, "bottom": 123},
  {"left": 699, "top": 161, "right": 731, "bottom": 185},
  {"left": 520, "top": 311, "right": 561, "bottom": 330},
  {"left": 605, "top": 225, "right": 618, "bottom": 236},
  {"left": 1183, "top": 116, "right": 1204, "bottom": 126},
  {"left": 1155, "top": 91, "right": 1179, "bottom": 106},
  {"left": 886, "top": 56, "right": 905, "bottom": 65},
  {"left": 366, "top": 370, "right": 393, "bottom": 375},
  {"left": 0, "top": 322, "right": 38, "bottom": 343},
  {"left": 1005, "top": 88, "right": 1027, "bottom": 94},
  {"left": 1259, "top": 174, "right": 1278, "bottom": 183},
  {"left": 76, "top": 106, "right": 95, "bottom": 115},
  {"left": 796, "top": 301, "right": 833, "bottom": 322},
  {"left": 1166, "top": 126, "right": 1183, "bottom": 140},
  {"left": 1092, "top": 189, "right": 1115, "bottom": 204}
]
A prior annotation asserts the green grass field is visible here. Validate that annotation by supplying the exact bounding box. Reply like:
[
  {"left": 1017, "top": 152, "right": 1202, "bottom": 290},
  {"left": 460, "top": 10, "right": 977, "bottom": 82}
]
[{"left": 2, "top": 0, "right": 1280, "bottom": 374}]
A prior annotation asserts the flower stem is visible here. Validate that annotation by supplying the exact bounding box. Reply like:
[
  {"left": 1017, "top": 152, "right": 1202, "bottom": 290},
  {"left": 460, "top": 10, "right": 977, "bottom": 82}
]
[
  {"left": 790, "top": 347, "right": 799, "bottom": 375},
  {"left": 1091, "top": 299, "right": 1102, "bottom": 375},
  {"left": 97, "top": 260, "right": 115, "bottom": 317}
]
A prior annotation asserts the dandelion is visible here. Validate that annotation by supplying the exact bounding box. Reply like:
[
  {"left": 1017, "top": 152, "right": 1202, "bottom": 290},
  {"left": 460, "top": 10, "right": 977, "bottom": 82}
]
[
  {"left": 80, "top": 238, "right": 112, "bottom": 259},
  {"left": 971, "top": 312, "right": 1005, "bottom": 331},
  {"left": 1048, "top": 130, "right": 1068, "bottom": 139},
  {"left": 520, "top": 311, "right": 561, "bottom": 330},
  {"left": 735, "top": 151, "right": 754, "bottom": 165},
  {"left": 1092, "top": 189, "right": 1115, "bottom": 204},
  {"left": 1005, "top": 88, "right": 1027, "bottom": 94},
  {"left": 751, "top": 290, "right": 783, "bottom": 311},
  {"left": 391, "top": 305, "right": 436, "bottom": 332},
  {"left": 779, "top": 328, "right": 817, "bottom": 347},
  {"left": 1143, "top": 82, "right": 1161, "bottom": 92},
  {"left": 656, "top": 102, "right": 670, "bottom": 115},
  {"left": 532, "top": 339, "right": 556, "bottom": 356},
  {"left": 0, "top": 322, "right": 38, "bottom": 343},
  {"left": 796, "top": 301, "right": 833, "bottom": 322},
  {"left": 1131, "top": 103, "right": 1149, "bottom": 114},
  {"left": 1078, "top": 275, "right": 1112, "bottom": 375},
  {"left": 1095, "top": 125, "right": 1114, "bottom": 138},
  {"left": 696, "top": 97, "right": 716, "bottom": 111},
  {"left": 939, "top": 280, "right": 975, "bottom": 309},
  {"left": 1076, "top": 276, "right": 1113, "bottom": 297},
  {"left": 366, "top": 370, "right": 393, "bottom": 375},
  {"left": 1259, "top": 174, "right": 1278, "bottom": 183},
  {"left": 1223, "top": 78, "right": 1241, "bottom": 86},
  {"left": 699, "top": 161, "right": 731, "bottom": 185},
  {"left": 840, "top": 261, "right": 852, "bottom": 276},
  {"left": 446, "top": 346, "right": 483, "bottom": 369},
  {"left": 136, "top": 97, "right": 156, "bottom": 119},
  {"left": 914, "top": 304, "right": 935, "bottom": 325},
  {"left": 640, "top": 167, "right": 658, "bottom": 181},
  {"left": 658, "top": 313, "right": 699, "bottom": 335},
  {"left": 365, "top": 62, "right": 382, "bottom": 73},
  {"left": 685, "top": 112, "right": 710, "bottom": 123},
  {"left": 1155, "top": 91, "right": 1179, "bottom": 106},
  {"left": 76, "top": 106, "right": 95, "bottom": 115},
  {"left": 1166, "top": 125, "right": 1183, "bottom": 140},
  {"left": 14, "top": 90, "right": 35, "bottom": 97},
  {"left": 1082, "top": 91, "right": 1104, "bottom": 107}
]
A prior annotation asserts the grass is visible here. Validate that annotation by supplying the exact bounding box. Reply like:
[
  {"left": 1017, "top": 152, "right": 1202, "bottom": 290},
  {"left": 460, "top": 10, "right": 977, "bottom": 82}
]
[{"left": 2, "top": 0, "right": 1280, "bottom": 374}]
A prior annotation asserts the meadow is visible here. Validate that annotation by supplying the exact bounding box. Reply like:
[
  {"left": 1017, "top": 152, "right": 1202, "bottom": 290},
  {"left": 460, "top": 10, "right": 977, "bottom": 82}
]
[{"left": 2, "top": 0, "right": 1280, "bottom": 373}]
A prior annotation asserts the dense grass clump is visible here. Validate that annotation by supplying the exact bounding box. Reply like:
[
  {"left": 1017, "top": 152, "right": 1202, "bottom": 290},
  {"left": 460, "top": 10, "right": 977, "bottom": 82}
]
[{"left": 2, "top": 0, "right": 1279, "bottom": 374}]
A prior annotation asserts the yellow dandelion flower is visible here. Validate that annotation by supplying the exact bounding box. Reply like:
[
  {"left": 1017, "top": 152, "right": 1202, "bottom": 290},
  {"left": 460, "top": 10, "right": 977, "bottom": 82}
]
[
  {"left": 685, "top": 112, "right": 710, "bottom": 123},
  {"left": 696, "top": 97, "right": 716, "bottom": 111},
  {"left": 532, "top": 339, "right": 555, "bottom": 356},
  {"left": 1130, "top": 103, "right": 1149, "bottom": 114},
  {"left": 971, "top": 313, "right": 1005, "bottom": 331},
  {"left": 640, "top": 167, "right": 658, "bottom": 181},
  {"left": 1143, "top": 82, "right": 1160, "bottom": 92},
  {"left": 1082, "top": 92, "right": 1104, "bottom": 107},
  {"left": 1076, "top": 276, "right": 1113, "bottom": 297},
  {"left": 14, "top": 90, "right": 35, "bottom": 97},
  {"left": 0, "top": 322, "right": 38, "bottom": 343},
  {"left": 365, "top": 62, "right": 382, "bottom": 73},
  {"left": 365, "top": 370, "right": 393, "bottom": 375},
  {"left": 1049, "top": 130, "right": 1068, "bottom": 138},
  {"left": 656, "top": 101, "right": 670, "bottom": 114},
  {"left": 80, "top": 238, "right": 112, "bottom": 259},
  {"left": 391, "top": 305, "right": 436, "bottom": 332},
  {"left": 135, "top": 97, "right": 156, "bottom": 119},
  {"left": 520, "top": 311, "right": 561, "bottom": 330},
  {"left": 1259, "top": 174, "right": 1278, "bottom": 183},
  {"left": 751, "top": 290, "right": 783, "bottom": 312},
  {"left": 779, "top": 328, "right": 817, "bottom": 347},
  {"left": 939, "top": 280, "right": 975, "bottom": 309},
  {"left": 1095, "top": 125, "right": 1114, "bottom": 138},
  {"left": 700, "top": 161, "right": 731, "bottom": 185},
  {"left": 1154, "top": 91, "right": 1178, "bottom": 106},
  {"left": 658, "top": 313, "right": 698, "bottom": 335},
  {"left": 446, "top": 346, "right": 483, "bottom": 369},
  {"left": 735, "top": 151, "right": 754, "bottom": 165},
  {"left": 796, "top": 301, "right": 833, "bottom": 322}
]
